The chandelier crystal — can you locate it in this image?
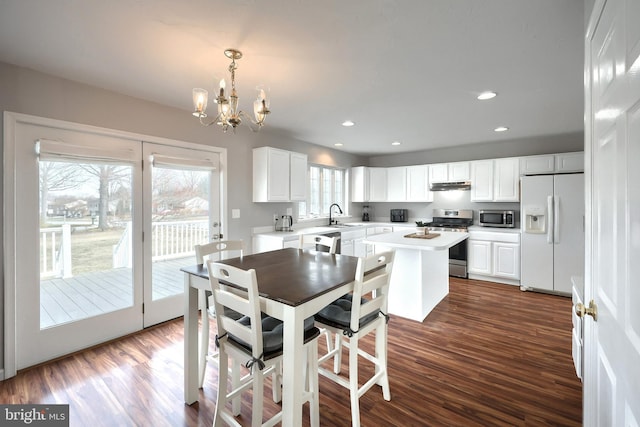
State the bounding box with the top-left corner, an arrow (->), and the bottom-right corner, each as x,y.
192,49 -> 270,132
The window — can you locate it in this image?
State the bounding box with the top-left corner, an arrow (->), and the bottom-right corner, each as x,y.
298,165 -> 346,219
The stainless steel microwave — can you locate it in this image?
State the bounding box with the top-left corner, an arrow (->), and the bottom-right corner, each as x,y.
478,210 -> 516,228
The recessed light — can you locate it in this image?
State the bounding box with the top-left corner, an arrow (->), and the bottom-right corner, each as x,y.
342,120 -> 355,127
494,126 -> 509,132
391,141 -> 401,146
477,91 -> 497,100
334,143 -> 343,147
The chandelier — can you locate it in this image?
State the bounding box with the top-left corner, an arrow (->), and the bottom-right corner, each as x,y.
192,49 -> 270,132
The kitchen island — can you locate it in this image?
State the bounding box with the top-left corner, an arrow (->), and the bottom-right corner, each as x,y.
364,230 -> 469,322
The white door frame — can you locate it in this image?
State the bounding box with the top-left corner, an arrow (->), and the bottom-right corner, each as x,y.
2,111 -> 227,378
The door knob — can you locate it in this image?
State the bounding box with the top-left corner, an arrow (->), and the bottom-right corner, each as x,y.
575,299 -> 598,321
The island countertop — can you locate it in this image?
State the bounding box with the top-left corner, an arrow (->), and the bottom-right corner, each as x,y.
363,230 -> 469,251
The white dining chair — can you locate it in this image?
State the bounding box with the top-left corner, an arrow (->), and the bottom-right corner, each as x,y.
194,240 -> 244,389
299,234 -> 338,253
207,260 -> 321,427
314,250 -> 395,427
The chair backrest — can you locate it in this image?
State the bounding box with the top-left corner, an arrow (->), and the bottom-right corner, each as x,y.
349,250 -> 395,332
207,261 -> 264,360
195,240 -> 244,265
299,234 -> 337,253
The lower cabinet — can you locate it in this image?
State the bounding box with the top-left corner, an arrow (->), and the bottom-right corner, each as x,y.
468,230 -> 520,285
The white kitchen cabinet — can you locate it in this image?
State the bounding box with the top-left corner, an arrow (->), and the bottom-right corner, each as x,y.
368,168 -> 387,201
493,242 -> 520,279
429,163 -> 449,183
468,230 -> 520,285
470,158 -> 519,202
429,162 -> 470,183
406,165 -> 432,201
519,155 -> 555,175
386,167 -> 407,201
351,166 -> 368,202
519,152 -> 583,175
350,166 -> 388,202
449,162 -> 470,181
470,160 -> 494,202
555,152 -> 583,173
289,152 -> 308,201
493,158 -> 520,201
253,147 -> 307,202
341,228 -> 366,257
468,240 -> 492,275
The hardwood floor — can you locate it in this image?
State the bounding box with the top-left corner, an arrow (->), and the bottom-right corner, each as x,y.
1,278 -> 582,426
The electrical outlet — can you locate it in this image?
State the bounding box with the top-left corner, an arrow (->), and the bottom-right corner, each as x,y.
273,214 -> 278,222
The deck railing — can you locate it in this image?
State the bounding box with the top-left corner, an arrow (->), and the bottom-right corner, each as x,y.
40,224 -> 72,278
41,220 -> 209,278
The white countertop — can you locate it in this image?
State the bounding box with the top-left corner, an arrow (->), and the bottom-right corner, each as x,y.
363,230 -> 469,251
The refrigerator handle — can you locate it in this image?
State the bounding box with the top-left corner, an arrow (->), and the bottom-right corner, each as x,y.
554,195 -> 560,243
547,195 -> 554,244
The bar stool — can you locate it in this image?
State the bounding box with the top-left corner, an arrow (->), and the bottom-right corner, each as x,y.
207,261 -> 321,427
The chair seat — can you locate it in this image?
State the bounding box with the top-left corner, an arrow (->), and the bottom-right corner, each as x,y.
230,315 -> 320,359
314,295 -> 380,331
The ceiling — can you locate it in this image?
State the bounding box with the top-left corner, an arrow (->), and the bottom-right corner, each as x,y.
0,0 -> 585,155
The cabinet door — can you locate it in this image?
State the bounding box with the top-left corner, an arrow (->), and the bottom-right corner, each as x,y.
289,152 -> 308,201
253,147 -> 290,202
449,162 -> 470,181
493,158 -> 520,202
555,152 -> 583,173
468,240 -> 492,275
429,163 -> 448,183
386,167 -> 407,201
368,168 -> 387,201
493,242 -> 520,279
351,166 -> 368,202
519,155 -> 555,175
341,239 -> 354,256
407,165 -> 432,201
470,160 -> 494,202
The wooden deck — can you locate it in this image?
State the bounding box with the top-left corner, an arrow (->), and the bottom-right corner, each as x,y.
40,257 -> 192,328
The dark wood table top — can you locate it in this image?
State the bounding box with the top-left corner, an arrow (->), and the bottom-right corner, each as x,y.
181,248 -> 359,307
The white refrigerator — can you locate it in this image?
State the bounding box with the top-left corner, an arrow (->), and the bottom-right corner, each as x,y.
520,173 -> 584,293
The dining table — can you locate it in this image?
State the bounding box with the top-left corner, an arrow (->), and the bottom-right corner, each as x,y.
181,247 -> 359,427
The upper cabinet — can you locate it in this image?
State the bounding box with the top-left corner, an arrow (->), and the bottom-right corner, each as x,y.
406,165 -> 433,202
351,166 -> 387,202
470,158 -> 520,202
429,161 -> 470,183
519,152 -> 583,175
386,167 -> 407,202
253,147 -> 307,202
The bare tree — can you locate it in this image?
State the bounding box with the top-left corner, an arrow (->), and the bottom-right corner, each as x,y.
39,162 -> 83,225
80,164 -> 131,230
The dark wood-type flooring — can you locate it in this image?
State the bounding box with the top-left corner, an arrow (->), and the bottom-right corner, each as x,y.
1,278 -> 582,426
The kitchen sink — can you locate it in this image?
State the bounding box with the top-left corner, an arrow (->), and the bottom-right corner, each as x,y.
329,223 -> 358,228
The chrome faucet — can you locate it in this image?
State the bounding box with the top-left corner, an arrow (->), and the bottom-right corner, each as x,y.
328,203 -> 343,225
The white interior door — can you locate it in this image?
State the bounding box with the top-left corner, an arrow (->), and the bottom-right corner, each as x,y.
141,143 -> 220,327
584,0 -> 640,424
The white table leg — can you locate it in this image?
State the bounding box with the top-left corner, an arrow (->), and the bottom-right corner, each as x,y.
281,306 -> 305,427
184,273 -> 199,404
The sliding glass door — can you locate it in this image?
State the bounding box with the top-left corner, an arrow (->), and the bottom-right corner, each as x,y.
9,119 -> 222,369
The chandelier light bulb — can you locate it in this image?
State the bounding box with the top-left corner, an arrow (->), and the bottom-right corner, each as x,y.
192,49 -> 269,132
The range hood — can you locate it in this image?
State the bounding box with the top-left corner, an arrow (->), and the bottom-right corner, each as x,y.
429,181 -> 471,191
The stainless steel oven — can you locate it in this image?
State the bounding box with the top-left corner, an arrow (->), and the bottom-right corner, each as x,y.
425,209 -> 473,278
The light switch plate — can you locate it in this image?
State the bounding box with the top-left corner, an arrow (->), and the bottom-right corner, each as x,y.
232,209 -> 240,219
